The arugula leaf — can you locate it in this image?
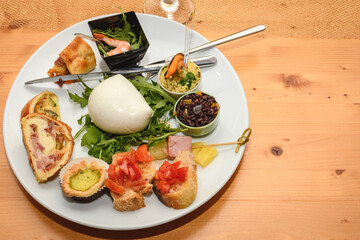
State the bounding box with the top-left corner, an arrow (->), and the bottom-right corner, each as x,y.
67,78 -> 93,108
68,91 -> 88,108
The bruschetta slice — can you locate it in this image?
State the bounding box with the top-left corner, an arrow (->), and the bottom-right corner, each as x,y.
21,113 -> 74,182
105,145 -> 156,211
21,91 -> 61,120
153,150 -> 197,209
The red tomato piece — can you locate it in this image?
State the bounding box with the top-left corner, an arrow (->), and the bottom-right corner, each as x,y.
115,165 -> 123,180
127,165 -> 136,181
157,180 -> 171,194
131,163 -> 143,179
136,144 -> 154,162
119,160 -> 129,175
164,165 -> 176,180
107,164 -> 116,180
159,160 -> 171,172
105,179 -> 124,195
155,160 -> 189,194
129,148 -> 137,163
172,161 -> 181,169
176,167 -> 188,182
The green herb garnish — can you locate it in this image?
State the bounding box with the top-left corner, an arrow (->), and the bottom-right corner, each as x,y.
179,71 -> 196,89
68,76 -> 184,163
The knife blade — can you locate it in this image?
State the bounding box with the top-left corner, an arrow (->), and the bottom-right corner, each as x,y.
24,55 -> 217,85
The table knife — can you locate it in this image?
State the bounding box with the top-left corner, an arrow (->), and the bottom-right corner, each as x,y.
24,55 -> 217,85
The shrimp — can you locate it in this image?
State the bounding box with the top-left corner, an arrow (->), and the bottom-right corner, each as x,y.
93,33 -> 130,56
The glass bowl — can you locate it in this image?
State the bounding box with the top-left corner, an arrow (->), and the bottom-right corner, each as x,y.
174,91 -> 220,137
158,60 -> 201,100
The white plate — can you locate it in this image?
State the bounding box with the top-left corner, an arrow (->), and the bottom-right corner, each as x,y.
3,13 -> 249,230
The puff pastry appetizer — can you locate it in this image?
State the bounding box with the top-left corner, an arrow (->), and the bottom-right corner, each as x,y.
48,36 -> 96,77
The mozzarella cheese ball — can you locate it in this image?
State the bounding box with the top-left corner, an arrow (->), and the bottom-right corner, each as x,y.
88,74 -> 153,134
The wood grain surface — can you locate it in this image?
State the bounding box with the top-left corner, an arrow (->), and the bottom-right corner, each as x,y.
1,4 -> 360,240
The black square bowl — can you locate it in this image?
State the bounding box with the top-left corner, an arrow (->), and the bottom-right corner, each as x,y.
88,11 -> 150,70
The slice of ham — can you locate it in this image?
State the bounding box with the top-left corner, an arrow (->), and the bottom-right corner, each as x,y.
29,123 -> 66,171
167,135 -> 192,160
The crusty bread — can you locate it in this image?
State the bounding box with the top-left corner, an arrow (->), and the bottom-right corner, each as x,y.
21,113 -> 74,182
110,161 -> 156,211
153,151 -> 197,209
21,91 -> 61,120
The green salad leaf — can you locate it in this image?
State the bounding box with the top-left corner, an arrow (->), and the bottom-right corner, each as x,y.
69,76 -> 184,163
67,78 -> 93,108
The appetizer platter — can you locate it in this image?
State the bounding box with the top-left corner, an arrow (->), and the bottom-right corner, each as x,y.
3,13 -> 249,230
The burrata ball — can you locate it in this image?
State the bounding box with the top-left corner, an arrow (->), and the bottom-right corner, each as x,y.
87,74 -> 154,134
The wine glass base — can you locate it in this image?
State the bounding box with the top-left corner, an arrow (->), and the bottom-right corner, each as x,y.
143,0 -> 194,24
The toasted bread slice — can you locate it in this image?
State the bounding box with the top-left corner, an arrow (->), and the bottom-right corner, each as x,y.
110,161 -> 156,211
21,91 -> 61,120
154,151 -> 197,209
21,113 -> 74,182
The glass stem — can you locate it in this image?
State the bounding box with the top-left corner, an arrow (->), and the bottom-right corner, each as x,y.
183,11 -> 194,72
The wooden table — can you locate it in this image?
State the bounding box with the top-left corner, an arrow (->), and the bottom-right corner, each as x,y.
1,1 -> 360,239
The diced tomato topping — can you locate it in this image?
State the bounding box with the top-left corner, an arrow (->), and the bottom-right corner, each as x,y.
108,164 -> 116,179
119,160 -> 129,175
176,167 -> 188,182
172,161 -> 181,169
129,148 -> 137,163
136,144 -> 154,162
157,181 -> 171,194
105,178 -> 124,195
159,160 -> 171,172
115,166 -> 123,180
155,160 -> 189,194
106,148 -> 150,194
